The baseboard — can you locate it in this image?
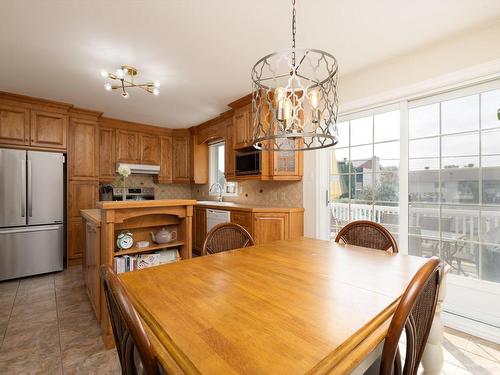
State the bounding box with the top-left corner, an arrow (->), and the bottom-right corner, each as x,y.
444,311 -> 500,344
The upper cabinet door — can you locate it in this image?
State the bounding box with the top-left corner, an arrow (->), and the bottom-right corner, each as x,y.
172,136 -> 190,183
116,129 -> 139,163
139,133 -> 160,165
225,123 -> 235,179
69,118 -> 97,180
156,136 -> 172,184
30,110 -> 68,150
99,127 -> 116,181
233,107 -> 250,149
0,104 -> 30,146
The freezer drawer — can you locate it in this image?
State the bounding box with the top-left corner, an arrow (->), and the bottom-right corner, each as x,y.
0,225 -> 64,281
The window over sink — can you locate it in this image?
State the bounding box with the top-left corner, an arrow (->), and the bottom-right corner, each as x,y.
209,141 -> 237,197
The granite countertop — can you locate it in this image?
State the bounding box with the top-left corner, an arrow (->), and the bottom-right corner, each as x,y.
195,200 -> 304,212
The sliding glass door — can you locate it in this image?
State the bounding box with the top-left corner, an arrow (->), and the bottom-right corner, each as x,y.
327,80 -> 500,334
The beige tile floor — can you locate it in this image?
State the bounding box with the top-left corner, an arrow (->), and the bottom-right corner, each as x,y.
1,266 -> 500,374
0,266 -> 120,374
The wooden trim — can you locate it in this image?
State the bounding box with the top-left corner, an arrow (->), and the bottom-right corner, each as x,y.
0,91 -> 72,112
228,93 -> 253,109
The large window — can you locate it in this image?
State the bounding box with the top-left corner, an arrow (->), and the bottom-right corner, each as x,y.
329,106 -> 400,240
409,87 -> 500,282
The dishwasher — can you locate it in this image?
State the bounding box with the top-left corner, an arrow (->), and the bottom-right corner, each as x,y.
206,209 -> 231,232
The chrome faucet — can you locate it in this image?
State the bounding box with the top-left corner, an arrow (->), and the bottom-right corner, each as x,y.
209,183 -> 224,202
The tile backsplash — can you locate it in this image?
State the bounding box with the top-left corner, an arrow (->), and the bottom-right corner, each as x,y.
102,175 -> 303,208
191,180 -> 303,208
105,175 -> 192,199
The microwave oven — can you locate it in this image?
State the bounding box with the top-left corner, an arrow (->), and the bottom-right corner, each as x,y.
235,148 -> 261,176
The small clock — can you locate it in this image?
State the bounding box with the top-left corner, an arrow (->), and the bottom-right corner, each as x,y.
116,232 -> 134,250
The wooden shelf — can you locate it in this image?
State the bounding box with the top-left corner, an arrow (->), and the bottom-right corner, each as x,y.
114,241 -> 184,257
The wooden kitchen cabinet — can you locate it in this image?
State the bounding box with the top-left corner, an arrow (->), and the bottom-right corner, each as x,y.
99,127 -> 116,181
172,135 -> 191,183
0,104 -> 30,146
271,149 -> 303,178
116,129 -> 139,163
230,210 -> 252,235
155,136 -> 172,184
225,122 -> 235,180
30,110 -> 68,150
67,180 -> 98,264
253,212 -> 289,245
68,217 -> 84,261
233,104 -> 253,150
139,133 -> 160,165
193,207 -> 207,252
69,118 -> 98,180
68,181 -> 98,218
84,220 -> 101,319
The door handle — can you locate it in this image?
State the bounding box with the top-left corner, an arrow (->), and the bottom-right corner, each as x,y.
21,160 -> 26,217
27,159 -> 32,217
0,225 -> 62,235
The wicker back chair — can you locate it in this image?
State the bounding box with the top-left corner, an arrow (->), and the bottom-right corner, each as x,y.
335,220 -> 398,253
380,257 -> 442,375
100,265 -> 160,375
202,222 -> 255,255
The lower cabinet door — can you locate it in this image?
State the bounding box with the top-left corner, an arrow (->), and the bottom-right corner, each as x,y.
68,217 -> 84,261
253,213 -> 289,245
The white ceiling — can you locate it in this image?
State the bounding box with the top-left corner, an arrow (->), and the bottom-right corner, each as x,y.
1,0 -> 500,128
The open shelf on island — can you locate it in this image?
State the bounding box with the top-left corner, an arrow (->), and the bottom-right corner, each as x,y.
114,240 -> 184,257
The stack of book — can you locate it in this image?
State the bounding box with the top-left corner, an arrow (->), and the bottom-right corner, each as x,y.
113,249 -> 181,273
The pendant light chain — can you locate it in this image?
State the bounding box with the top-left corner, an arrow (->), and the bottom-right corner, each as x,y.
291,0 -> 296,67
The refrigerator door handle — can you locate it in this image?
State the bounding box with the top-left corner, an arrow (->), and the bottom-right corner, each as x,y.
21,160 -> 26,217
27,159 -> 32,217
0,225 -> 62,235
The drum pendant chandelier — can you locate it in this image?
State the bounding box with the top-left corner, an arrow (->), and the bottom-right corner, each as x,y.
252,0 -> 339,151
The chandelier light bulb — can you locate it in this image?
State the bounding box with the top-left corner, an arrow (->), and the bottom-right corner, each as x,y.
116,69 -> 125,79
100,70 -> 109,78
152,88 -> 160,96
308,89 -> 320,109
104,83 -> 112,91
153,81 -> 161,88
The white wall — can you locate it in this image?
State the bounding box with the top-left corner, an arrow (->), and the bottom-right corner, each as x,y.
338,20 -> 500,113
304,19 -> 500,240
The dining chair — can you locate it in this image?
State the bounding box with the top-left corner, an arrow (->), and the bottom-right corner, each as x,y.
202,222 -> 255,255
100,265 -> 161,375
335,220 -> 399,253
378,256 -> 443,375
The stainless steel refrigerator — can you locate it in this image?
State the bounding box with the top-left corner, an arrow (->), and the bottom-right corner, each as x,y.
0,148 -> 64,281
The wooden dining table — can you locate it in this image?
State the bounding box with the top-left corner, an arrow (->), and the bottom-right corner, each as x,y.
119,237 -> 446,374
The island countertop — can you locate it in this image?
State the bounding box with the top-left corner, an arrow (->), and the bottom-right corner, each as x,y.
96,199 -> 197,210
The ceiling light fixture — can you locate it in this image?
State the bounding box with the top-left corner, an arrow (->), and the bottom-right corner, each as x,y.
252,0 -> 339,151
100,65 -> 160,98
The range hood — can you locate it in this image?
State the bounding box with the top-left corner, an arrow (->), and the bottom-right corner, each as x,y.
116,163 -> 160,175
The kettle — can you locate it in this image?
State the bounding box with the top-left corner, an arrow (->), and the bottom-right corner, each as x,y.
150,227 -> 177,244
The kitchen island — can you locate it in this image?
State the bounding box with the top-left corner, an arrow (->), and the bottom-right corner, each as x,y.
81,199 -> 196,347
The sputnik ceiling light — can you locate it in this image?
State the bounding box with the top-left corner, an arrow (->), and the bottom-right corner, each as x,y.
252,0 -> 339,151
100,65 -> 160,98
